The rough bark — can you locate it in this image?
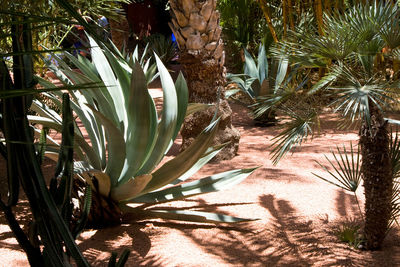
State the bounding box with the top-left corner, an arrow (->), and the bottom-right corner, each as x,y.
179,52 -> 225,103
181,99 -> 240,161
360,103 -> 393,250
169,0 -> 240,161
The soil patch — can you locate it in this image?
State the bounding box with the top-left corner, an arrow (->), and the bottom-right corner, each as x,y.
1,96 -> 399,266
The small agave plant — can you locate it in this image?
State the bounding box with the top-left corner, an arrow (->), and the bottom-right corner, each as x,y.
226,44 -> 288,126
32,36 -> 256,227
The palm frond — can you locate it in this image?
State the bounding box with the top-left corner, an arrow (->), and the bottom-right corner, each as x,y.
390,129 -> 400,179
313,142 -> 361,193
390,178 -> 400,227
329,67 -> 394,125
308,64 -> 343,95
270,108 -> 316,164
253,81 -> 298,118
389,129 -> 400,225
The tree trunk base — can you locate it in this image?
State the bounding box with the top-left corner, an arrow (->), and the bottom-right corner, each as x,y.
180,100 -> 240,162
360,105 -> 392,250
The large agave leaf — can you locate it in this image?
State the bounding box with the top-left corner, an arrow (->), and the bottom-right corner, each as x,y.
88,105 -> 126,186
141,210 -> 254,224
143,59 -> 158,84
136,54 -> 179,175
140,120 -> 220,194
244,48 -> 258,78
32,127 -> 60,149
121,144 -> 224,203
130,168 -> 257,204
171,72 -> 189,141
225,89 -> 241,99
81,170 -> 111,198
61,69 -> 118,129
67,92 -> 105,169
73,161 -> 95,174
257,44 -> 268,83
89,36 -> 127,128
101,47 -> 132,102
28,115 -> 101,169
38,56 -> 113,166
31,99 -> 62,124
111,174 -> 152,202
167,144 -> 225,186
40,53 -> 74,86
63,52 -> 101,83
117,62 -> 157,185
226,74 -> 256,99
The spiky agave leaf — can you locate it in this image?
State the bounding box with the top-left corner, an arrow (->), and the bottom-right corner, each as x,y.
129,168 -> 258,204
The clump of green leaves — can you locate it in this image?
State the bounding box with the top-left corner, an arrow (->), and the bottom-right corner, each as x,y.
226,44 -> 289,126
144,33 -> 178,66
334,219 -> 364,249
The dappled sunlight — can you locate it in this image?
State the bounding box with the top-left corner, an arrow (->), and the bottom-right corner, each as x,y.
2,103 -> 399,266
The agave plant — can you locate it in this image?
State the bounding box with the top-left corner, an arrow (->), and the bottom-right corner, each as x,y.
144,33 -> 178,66
33,36 -> 256,226
227,44 -> 288,126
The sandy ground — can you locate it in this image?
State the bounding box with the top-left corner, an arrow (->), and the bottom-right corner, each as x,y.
1,91 -> 400,266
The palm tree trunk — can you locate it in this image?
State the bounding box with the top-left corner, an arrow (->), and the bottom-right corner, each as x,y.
258,0 -> 279,43
169,0 -> 240,161
314,0 -> 324,36
360,102 -> 393,250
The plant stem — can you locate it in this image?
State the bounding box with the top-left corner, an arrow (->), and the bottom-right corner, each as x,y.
258,0 -> 279,43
